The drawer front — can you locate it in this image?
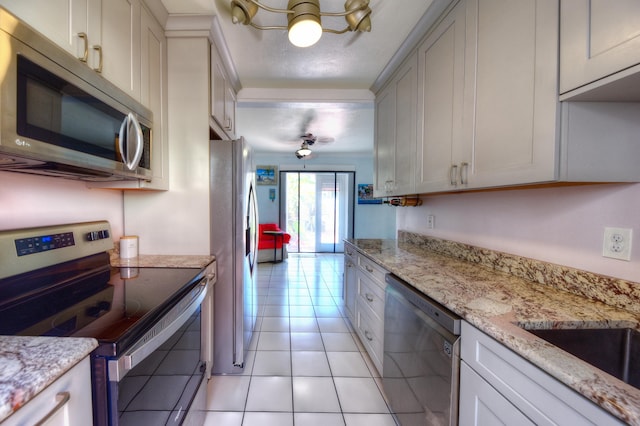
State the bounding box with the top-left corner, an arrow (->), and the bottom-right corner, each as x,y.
356,302 -> 383,374
358,254 -> 386,287
357,272 -> 385,324
461,322 -> 624,426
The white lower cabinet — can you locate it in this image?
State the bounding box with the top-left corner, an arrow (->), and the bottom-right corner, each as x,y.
460,361 -> 535,426
3,357 -> 93,426
343,245 -> 387,375
460,321 -> 625,426
343,244 -> 357,324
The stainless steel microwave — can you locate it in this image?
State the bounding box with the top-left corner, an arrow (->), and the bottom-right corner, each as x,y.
0,8 -> 153,181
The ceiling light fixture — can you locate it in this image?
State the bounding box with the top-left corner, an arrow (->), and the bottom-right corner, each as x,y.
230,0 -> 372,48
295,141 -> 313,158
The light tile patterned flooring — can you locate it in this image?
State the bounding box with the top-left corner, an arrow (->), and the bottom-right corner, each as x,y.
203,254 -> 398,426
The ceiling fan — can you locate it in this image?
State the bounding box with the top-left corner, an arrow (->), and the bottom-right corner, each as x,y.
289,110 -> 335,159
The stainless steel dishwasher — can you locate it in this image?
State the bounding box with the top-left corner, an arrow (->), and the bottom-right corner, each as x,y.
383,274 -> 461,426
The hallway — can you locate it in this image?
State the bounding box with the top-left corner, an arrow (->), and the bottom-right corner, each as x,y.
203,254 -> 397,426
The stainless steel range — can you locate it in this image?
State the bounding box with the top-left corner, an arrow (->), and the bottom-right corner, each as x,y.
0,221 -> 215,426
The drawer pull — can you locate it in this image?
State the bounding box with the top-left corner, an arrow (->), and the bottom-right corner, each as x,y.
365,265 -> 374,273
78,32 -> 88,62
365,293 -> 374,302
364,330 -> 373,341
34,392 -> 70,426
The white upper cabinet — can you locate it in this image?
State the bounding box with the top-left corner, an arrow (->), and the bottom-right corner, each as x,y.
560,0 -> 640,100
0,0 -> 101,63
466,0 -> 559,188
415,0 -> 471,193
211,43 -> 236,139
100,0 -> 141,100
374,53 -> 417,197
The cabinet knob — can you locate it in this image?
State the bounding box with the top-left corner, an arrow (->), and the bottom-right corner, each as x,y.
365,293 -> 374,302
365,265 -> 374,273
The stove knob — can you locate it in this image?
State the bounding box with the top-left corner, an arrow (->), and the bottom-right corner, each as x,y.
86,231 -> 99,241
99,230 -> 110,239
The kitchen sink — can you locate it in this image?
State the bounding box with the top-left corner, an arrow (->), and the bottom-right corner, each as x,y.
528,328 -> 640,390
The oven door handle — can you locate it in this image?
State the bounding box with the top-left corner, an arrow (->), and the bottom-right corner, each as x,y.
108,280 -> 208,382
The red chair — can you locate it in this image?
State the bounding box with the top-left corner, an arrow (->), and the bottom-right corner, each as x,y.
258,224 -> 291,262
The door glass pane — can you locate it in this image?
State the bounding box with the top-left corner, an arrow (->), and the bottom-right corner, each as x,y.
281,171 -> 354,253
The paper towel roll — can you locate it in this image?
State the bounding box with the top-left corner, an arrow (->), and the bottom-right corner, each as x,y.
119,236 -> 138,259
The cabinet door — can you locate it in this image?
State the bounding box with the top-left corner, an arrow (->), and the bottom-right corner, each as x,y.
225,82 -> 237,137
373,54 -> 417,197
560,0 -> 640,95
100,0 -> 141,100
211,45 -> 227,131
373,85 -> 396,197
0,0 -> 99,62
468,0 -> 559,188
139,4 -> 168,189
416,0 -> 469,192
344,255 -> 357,323
459,362 -> 535,426
393,54 -> 417,195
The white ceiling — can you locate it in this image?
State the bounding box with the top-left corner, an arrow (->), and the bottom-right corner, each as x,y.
160,0 -> 446,155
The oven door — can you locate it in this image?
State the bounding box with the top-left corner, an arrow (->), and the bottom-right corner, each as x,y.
92,279 -> 209,426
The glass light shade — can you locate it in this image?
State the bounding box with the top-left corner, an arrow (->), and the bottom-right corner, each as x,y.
296,147 -> 312,156
288,18 -> 322,47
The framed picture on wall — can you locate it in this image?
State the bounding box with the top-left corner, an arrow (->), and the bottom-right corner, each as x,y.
256,165 -> 278,185
358,184 -> 382,204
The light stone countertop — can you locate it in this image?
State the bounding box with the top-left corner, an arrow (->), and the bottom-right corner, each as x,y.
0,336 -> 98,423
347,233 -> 640,425
0,254 -> 214,423
110,253 -> 215,269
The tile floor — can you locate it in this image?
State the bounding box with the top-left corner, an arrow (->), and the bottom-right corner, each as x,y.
203,254 -> 398,426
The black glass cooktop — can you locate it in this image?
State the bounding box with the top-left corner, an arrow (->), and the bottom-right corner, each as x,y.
0,253 -> 203,356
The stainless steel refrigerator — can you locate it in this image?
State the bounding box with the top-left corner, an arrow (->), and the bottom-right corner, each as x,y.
210,138 -> 258,374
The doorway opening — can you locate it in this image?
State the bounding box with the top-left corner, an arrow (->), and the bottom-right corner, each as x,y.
280,171 -> 355,253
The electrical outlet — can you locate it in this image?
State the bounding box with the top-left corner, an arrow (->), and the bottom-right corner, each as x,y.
427,215 -> 435,229
602,227 -> 632,261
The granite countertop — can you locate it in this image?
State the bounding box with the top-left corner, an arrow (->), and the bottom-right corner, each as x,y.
110,253 -> 215,269
0,336 -> 98,423
346,233 -> 640,425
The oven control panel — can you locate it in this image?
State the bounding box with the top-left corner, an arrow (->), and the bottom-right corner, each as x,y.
14,231 -> 75,256
0,221 -> 113,279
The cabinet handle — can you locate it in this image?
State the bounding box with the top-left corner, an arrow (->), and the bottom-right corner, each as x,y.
346,250 -> 353,256
460,162 -> 469,185
78,32 -> 88,62
225,117 -> 232,131
93,45 -> 103,73
34,392 -> 70,426
450,164 -> 458,186
365,293 -> 374,302
364,330 -> 373,341
365,265 -> 374,273
346,261 -> 353,268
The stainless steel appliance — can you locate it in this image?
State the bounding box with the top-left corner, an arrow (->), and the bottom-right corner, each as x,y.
0,221 -> 214,425
210,138 -> 259,373
0,7 -> 153,181
383,274 -> 461,426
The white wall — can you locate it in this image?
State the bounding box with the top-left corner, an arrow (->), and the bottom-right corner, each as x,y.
0,171 -> 124,236
252,152 -> 396,239
397,183 -> 640,282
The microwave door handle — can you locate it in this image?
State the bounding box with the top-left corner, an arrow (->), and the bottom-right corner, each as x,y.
118,113 -> 144,171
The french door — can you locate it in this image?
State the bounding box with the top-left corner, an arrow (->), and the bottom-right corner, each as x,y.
280,171 -> 355,253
